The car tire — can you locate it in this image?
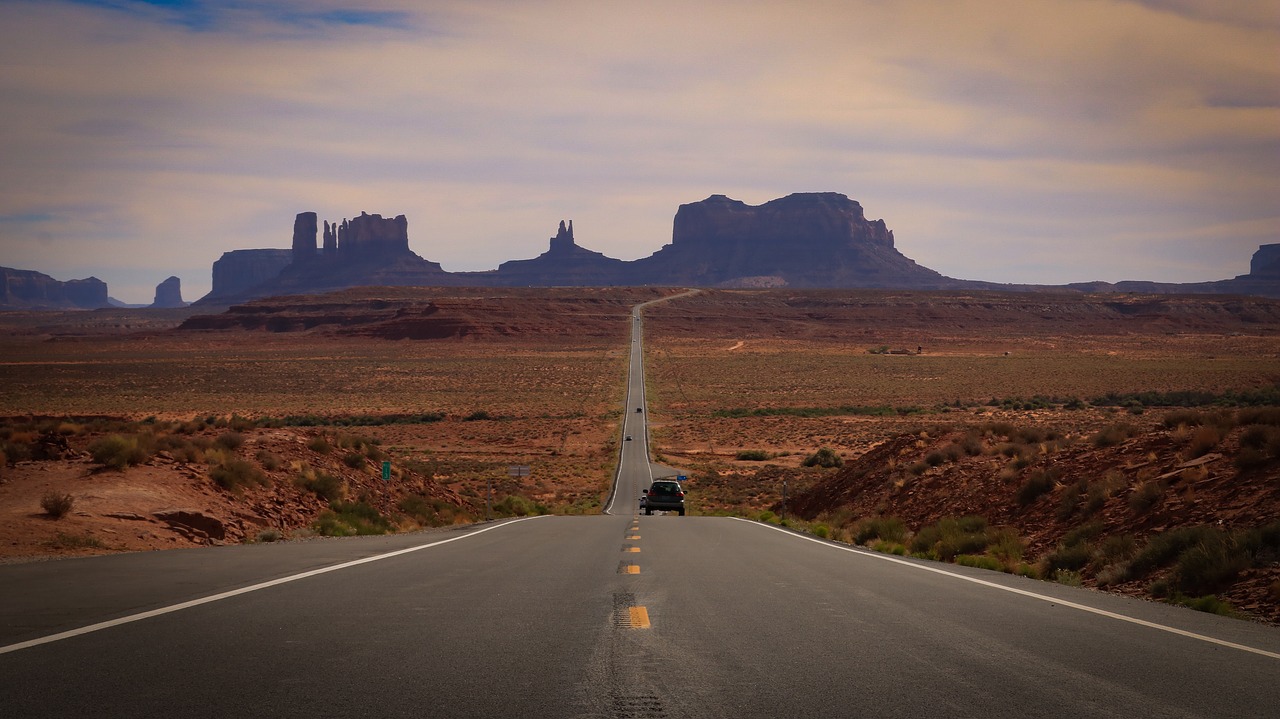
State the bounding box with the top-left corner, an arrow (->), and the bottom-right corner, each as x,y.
678,509 -> 685,516
644,509 -> 652,515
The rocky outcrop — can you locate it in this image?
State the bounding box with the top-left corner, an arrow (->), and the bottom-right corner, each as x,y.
625,193 -> 951,288
292,211 -> 318,262
332,212 -> 411,258
493,220 -> 628,286
197,212 -> 445,304
152,509 -> 226,542
1064,244 -> 1280,299
1248,244 -> 1280,278
0,267 -> 109,309
203,249 -> 293,304
150,276 -> 187,308
196,196 -> 1280,304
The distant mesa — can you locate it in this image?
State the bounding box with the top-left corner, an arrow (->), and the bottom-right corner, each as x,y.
150,276 -> 188,309
1249,243 -> 1280,277
205,249 -> 293,304
0,266 -> 109,309
628,192 -> 948,288
195,194 -> 1280,305
199,211 -> 444,304
493,219 -> 628,286
6,193 -> 1279,311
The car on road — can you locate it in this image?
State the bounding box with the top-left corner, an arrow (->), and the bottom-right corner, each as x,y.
641,480 -> 685,516
625,435 -> 632,441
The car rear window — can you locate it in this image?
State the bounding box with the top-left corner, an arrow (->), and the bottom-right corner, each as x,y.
651,482 -> 681,495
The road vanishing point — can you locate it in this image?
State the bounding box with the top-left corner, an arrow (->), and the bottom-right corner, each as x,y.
2,295 -> 1278,718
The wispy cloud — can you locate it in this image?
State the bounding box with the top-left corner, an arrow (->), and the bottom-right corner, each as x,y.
0,0 -> 1276,302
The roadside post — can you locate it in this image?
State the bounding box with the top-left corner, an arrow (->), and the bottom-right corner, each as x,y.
781,480 -> 787,522
501,465 -> 530,521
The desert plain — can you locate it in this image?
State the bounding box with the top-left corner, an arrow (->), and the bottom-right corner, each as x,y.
2,287 -> 1279,621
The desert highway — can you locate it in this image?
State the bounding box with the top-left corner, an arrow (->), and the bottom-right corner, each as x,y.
2,303 -> 1279,718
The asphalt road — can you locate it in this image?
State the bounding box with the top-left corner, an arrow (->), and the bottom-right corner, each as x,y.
3,299 -> 1279,718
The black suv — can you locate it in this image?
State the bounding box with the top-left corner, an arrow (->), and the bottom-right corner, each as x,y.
642,480 -> 685,516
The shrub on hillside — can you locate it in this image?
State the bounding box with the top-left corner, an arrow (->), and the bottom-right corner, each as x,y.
1174,534 -> 1251,595
955,554 -> 1002,571
910,516 -> 990,561
314,500 -> 393,536
1091,423 -> 1139,448
296,467 -> 344,502
210,458 -> 268,492
89,434 -> 152,470
1016,468 -> 1059,507
736,450 -> 771,461
215,431 -> 245,450
1,439 -> 31,465
1128,480 -> 1165,514
1128,525 -> 1219,579
802,447 -> 843,468
1233,424 -> 1274,447
492,495 -> 549,517
255,450 -> 284,471
852,516 -> 907,545
398,494 -> 462,527
1187,426 -> 1224,459
41,491 -> 74,519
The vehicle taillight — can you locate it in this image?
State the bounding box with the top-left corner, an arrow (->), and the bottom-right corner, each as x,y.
677,491 -> 684,498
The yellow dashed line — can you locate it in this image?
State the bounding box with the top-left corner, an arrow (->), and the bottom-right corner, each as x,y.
628,606 -> 650,628
626,535 -> 640,540
624,547 -> 641,553
622,565 -> 640,574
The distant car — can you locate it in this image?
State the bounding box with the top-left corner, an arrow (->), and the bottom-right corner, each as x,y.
636,407 -> 642,413
642,480 -> 685,516
625,435 -> 632,441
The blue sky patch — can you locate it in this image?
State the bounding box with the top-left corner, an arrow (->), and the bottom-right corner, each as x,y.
63,1 -> 411,32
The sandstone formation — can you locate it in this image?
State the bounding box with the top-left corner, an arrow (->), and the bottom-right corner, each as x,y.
626,192 -> 952,288
0,267 -> 109,309
1249,244 -> 1280,278
196,212 -> 444,305
291,212 -> 318,261
194,196 -> 1280,305
1065,244 -> 1280,298
493,220 -> 628,286
150,276 -> 187,308
203,249 -> 293,304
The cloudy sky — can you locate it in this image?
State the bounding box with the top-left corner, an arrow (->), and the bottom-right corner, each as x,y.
1,0 -> 1276,303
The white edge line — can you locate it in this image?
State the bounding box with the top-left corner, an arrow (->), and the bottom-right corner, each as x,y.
0,515 -> 550,655
730,517 -> 1280,661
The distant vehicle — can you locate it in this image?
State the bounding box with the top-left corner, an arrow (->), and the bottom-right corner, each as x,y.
636,407 -> 642,413
625,435 -> 632,441
642,480 -> 685,516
